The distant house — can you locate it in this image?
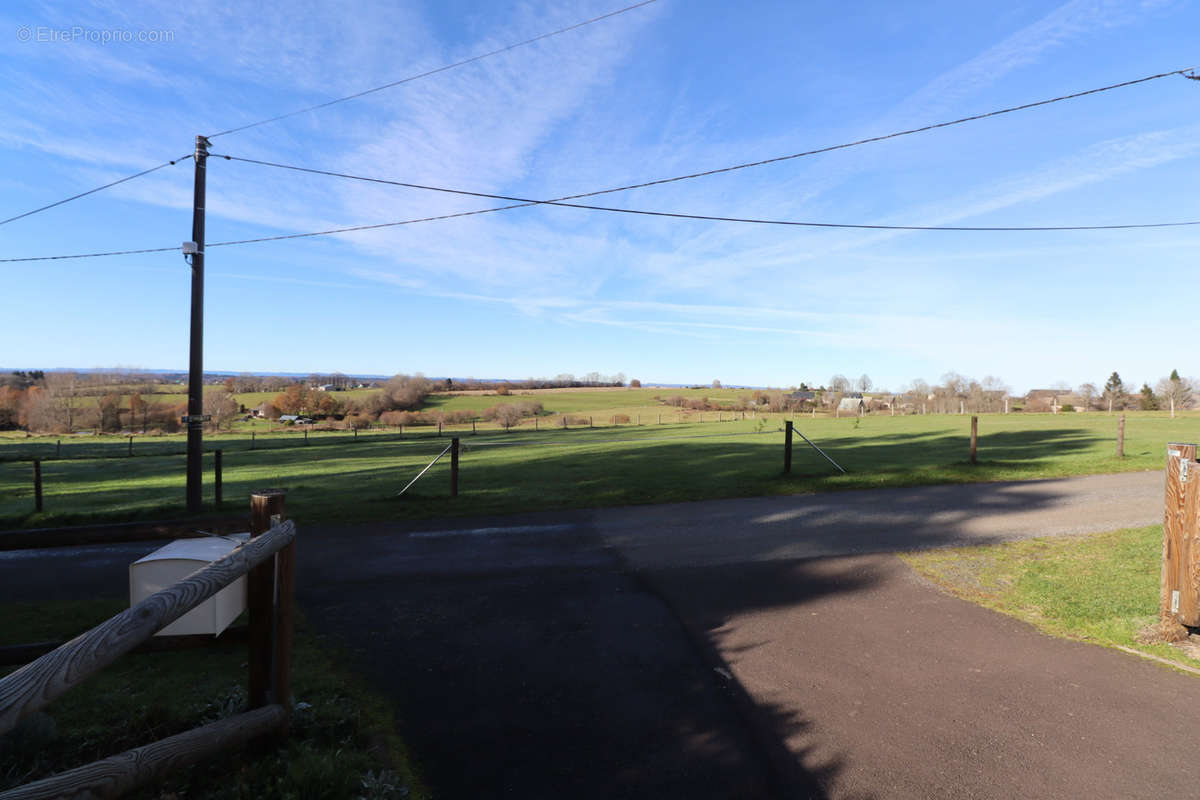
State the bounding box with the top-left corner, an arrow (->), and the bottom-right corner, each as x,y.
788,390 -> 816,404
837,395 -> 866,414
1025,390 -> 1086,412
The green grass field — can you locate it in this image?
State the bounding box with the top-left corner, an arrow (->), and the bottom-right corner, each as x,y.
1,405 -> 1195,530
902,525 -> 1199,672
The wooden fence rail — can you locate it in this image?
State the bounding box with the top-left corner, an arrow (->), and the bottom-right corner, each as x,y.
0,519 -> 295,735
0,705 -> 285,800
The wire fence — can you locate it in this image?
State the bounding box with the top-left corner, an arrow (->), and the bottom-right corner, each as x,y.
0,413 -> 776,463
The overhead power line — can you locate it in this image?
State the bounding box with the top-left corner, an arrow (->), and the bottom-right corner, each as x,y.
211,152 -> 1200,232
0,154 -> 192,228
5,64 -> 1199,263
205,0 -> 658,139
0,2 -> 656,229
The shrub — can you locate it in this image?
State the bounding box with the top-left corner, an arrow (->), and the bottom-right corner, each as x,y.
1060,404 -> 1076,413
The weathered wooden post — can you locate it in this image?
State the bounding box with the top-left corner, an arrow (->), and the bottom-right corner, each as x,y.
248,490 -> 286,709
784,420 -> 794,474
353,427 -> 357,441
33,459 -> 43,512
128,435 -> 134,457
589,416 -> 593,428
535,417 -> 539,431
251,431 -> 256,451
969,416 -> 978,465
272,524 -> 295,729
214,449 -> 223,507
438,420 -> 443,437
562,416 -> 567,429
1163,444 -> 1197,627
1118,415 -> 1126,458
56,440 -> 61,458
473,419 -> 477,434
303,428 -> 308,446
450,437 -> 460,498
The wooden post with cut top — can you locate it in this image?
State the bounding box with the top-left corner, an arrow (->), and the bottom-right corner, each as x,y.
1117,415 -> 1126,458
450,437 -> 460,497
33,460 -> 43,512
248,490 -> 286,709
1163,443 -> 1197,625
969,416 -> 978,465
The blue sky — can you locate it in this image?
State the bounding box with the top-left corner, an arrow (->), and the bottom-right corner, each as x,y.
1,0 -> 1198,393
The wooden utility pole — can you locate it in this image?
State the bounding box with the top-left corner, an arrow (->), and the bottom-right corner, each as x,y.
185,135 -> 210,514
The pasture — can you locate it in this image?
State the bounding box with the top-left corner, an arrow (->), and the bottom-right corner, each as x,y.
2,406 -> 1196,531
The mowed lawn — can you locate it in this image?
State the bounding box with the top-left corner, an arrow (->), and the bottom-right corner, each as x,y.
1,410 -> 1195,529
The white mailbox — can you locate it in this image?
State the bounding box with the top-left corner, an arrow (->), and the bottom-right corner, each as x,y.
130,534 -> 250,636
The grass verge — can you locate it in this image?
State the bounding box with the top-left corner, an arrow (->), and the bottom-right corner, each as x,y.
1,598 -> 426,799
900,525 -> 1200,673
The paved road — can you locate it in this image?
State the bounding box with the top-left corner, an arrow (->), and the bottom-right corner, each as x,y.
362,469 -> 1165,567
0,470 -> 1178,798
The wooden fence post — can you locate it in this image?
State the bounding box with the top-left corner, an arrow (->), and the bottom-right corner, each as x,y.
1118,415 -> 1126,458
248,490 -> 286,709
450,438 -> 460,498
304,428 -> 308,446
354,427 -> 357,441
969,416 -> 978,465
214,450 -> 223,507
590,417 -> 593,428
273,538 -> 295,727
473,419 -> 477,434
128,435 -> 134,457
438,420 -> 443,437
784,420 -> 793,474
56,440 -> 61,458
33,459 -> 43,512
251,432 -> 255,451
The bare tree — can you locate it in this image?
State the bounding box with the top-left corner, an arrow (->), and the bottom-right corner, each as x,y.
829,374 -> 850,393
1156,369 -> 1193,418
1077,383 -> 1099,410
855,374 -> 873,393
204,387 -> 240,431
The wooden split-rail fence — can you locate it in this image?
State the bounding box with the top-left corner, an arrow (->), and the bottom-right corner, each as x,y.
0,491 -> 296,799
